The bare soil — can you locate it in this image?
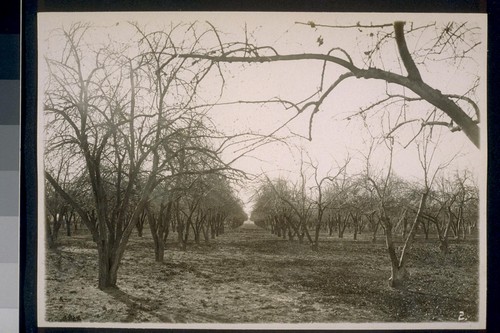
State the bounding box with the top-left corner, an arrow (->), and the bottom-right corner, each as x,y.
44,223 -> 479,324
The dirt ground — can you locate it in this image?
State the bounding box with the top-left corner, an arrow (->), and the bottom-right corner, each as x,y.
44,222 -> 480,324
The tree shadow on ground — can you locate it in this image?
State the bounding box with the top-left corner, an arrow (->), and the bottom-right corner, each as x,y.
103,287 -> 168,322
103,287 -> 228,323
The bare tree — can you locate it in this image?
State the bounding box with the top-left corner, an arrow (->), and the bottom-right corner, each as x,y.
252,177 -> 309,242
262,158 -> 315,245
363,138 -> 422,288
251,180 -> 291,237
43,23 -> 228,289
308,156 -> 350,250
426,169 -> 478,253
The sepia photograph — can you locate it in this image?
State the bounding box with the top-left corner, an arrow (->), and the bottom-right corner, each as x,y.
37,11 -> 487,329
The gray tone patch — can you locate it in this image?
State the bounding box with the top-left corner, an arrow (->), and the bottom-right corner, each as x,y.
0,217 -> 18,263
0,126 -> 19,170
0,171 -> 19,216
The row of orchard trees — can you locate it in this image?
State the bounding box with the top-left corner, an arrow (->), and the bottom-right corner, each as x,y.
252,165 -> 478,246
46,171 -> 246,260
43,23 -> 246,290
251,144 -> 478,287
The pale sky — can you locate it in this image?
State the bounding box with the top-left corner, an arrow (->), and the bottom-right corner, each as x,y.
38,12 -> 487,214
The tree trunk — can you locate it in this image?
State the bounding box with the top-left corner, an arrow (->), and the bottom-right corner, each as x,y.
137,221 -> 144,237
421,221 -> 429,240
65,212 -> 73,237
338,216 -> 347,238
46,216 -> 55,249
97,241 -> 119,289
402,216 -> 408,240
48,212 -> 63,249
313,222 -> 321,251
458,207 -> 464,240
146,204 -> 167,263
451,219 -> 458,239
439,239 -> 449,254
163,218 -> 170,244
439,206 -> 455,254
182,219 -> 191,251
177,220 -> 184,247
382,192 -> 427,288
389,263 -> 409,288
203,224 -> 210,242
312,220 -> 321,250
65,219 -> 71,237
397,192 -> 428,277
313,210 -> 324,251
210,219 -> 216,239
156,240 -> 165,262
302,222 -> 313,245
384,221 -> 408,288
372,221 -> 379,243
194,229 -> 200,244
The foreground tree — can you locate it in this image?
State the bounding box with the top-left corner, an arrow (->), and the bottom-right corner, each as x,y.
363,138 -> 422,288
43,23 -> 232,289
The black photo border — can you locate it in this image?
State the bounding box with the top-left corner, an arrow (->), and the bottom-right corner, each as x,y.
21,1 -> 496,332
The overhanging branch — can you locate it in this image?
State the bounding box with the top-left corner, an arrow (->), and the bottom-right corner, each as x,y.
394,21 -> 423,82
179,34 -> 480,148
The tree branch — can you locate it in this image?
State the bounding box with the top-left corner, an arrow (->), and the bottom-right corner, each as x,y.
296,21 -> 393,29
45,171 -> 97,237
179,51 -> 480,147
394,21 -> 423,82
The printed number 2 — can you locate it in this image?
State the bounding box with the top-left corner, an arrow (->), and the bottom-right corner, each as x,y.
458,311 -> 467,321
